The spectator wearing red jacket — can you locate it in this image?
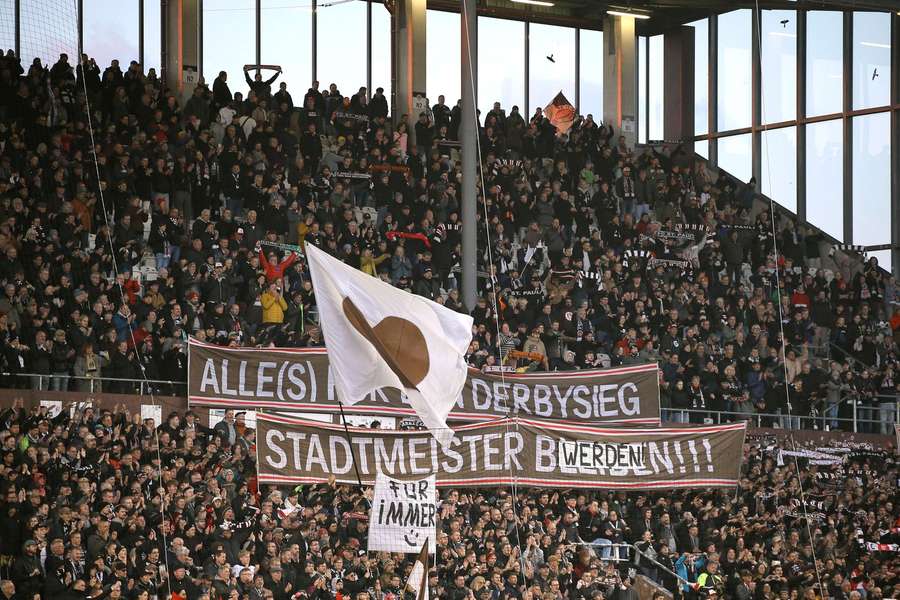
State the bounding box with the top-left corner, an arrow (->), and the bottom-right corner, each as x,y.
258,246 -> 299,283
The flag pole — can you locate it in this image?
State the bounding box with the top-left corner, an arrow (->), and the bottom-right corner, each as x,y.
337,402 -> 368,502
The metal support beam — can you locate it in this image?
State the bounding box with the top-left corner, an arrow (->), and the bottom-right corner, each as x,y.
663,26 -> 694,143
198,0 -> 203,78
842,11 -> 853,244
708,13 -> 717,166
161,0 -> 168,83
751,6 -> 762,185
575,28 -> 580,112
77,0 -> 83,60
461,0 -> 477,311
524,21 -> 529,116
644,35 -> 649,142
139,0 -> 145,68
312,0 -> 318,84
892,12 -> 900,276
255,0 -> 261,68
14,0 -> 20,57
796,9 -> 807,222
366,0 -> 372,100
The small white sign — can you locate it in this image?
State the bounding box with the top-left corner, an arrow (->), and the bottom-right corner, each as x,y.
342,414 -> 396,429
182,67 -> 198,85
369,473 -> 436,554
141,404 -> 162,426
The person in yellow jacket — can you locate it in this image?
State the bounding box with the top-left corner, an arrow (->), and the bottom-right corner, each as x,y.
260,282 -> 288,324
360,247 -> 390,277
695,561 -> 725,598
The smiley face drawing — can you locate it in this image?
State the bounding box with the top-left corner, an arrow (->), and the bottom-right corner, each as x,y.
403,529 -> 422,547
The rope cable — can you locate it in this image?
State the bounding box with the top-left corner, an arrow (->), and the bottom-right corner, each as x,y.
459,0 -> 527,573
752,3 -> 825,593
72,8 -> 174,590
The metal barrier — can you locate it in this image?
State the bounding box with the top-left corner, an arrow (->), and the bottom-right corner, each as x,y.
573,542 -> 633,563
3,371 -> 898,434
660,398 -> 899,435
0,372 -> 185,396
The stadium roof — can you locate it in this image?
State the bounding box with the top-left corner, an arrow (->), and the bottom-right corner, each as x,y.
430,0 -> 900,32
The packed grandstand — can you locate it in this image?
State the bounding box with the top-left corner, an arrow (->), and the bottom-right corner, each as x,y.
0,50 -> 897,600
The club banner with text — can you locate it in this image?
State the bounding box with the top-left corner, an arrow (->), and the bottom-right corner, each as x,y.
188,339 -> 660,425
256,414 -> 746,489
369,473 -> 437,554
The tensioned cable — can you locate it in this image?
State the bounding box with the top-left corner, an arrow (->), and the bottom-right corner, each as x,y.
459,0 -> 526,571
72,7 -> 173,590
752,3 -> 825,592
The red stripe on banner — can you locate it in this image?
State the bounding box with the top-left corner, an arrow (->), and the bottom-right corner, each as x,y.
512,418 -> 746,435
256,474 -> 737,489
188,338 -> 329,355
190,396 -> 660,425
188,338 -> 657,374
494,363 -> 658,379
255,411 -> 744,436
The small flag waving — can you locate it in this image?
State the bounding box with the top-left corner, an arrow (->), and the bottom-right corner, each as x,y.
544,91 -> 576,136
305,244 -> 473,449
405,540 -> 429,600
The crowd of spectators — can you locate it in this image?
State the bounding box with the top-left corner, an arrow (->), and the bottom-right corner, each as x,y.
0,51 -> 897,432
0,403 -> 897,600
0,46 -> 898,600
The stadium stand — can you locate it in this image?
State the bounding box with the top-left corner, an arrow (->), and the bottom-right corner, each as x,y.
0,50 -> 897,600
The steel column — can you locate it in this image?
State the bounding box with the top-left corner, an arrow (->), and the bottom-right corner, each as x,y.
796,9 -> 807,222
366,0 -> 372,100
843,11 -> 853,244
751,7 -> 762,185
461,0 -> 477,310
708,13 -> 717,166
892,12 -> 900,276
139,0 -> 145,67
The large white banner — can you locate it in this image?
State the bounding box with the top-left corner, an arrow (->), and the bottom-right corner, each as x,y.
369,473 -> 436,554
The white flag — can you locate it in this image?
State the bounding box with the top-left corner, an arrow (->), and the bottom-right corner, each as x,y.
405,540 -> 429,600
305,244 -> 473,448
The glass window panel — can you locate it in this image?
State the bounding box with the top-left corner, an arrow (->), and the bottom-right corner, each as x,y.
717,10 -> 751,131
478,17 -> 524,117
690,19 -> 708,136
144,0 -> 162,74
579,29 -> 602,120
261,1 -> 312,97
852,112 -> 891,272
648,35 -> 663,140
760,10 -> 795,124
427,10 -> 460,106
529,23 -> 575,117
806,119 -> 843,241
0,0 -> 14,52
203,0 -> 255,93
760,127 -> 796,213
806,11 -> 842,117
20,0 -> 77,68
317,0 -> 367,99
717,134 -> 752,183
372,4 -> 391,102
638,37 -> 646,144
84,0 -> 139,69
695,139 -> 708,159
852,12 -> 891,110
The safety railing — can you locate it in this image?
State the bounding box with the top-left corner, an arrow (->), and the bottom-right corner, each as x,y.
660,398 -> 900,435
573,542 -> 633,563
2,372 -> 897,434
0,372 -> 186,396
